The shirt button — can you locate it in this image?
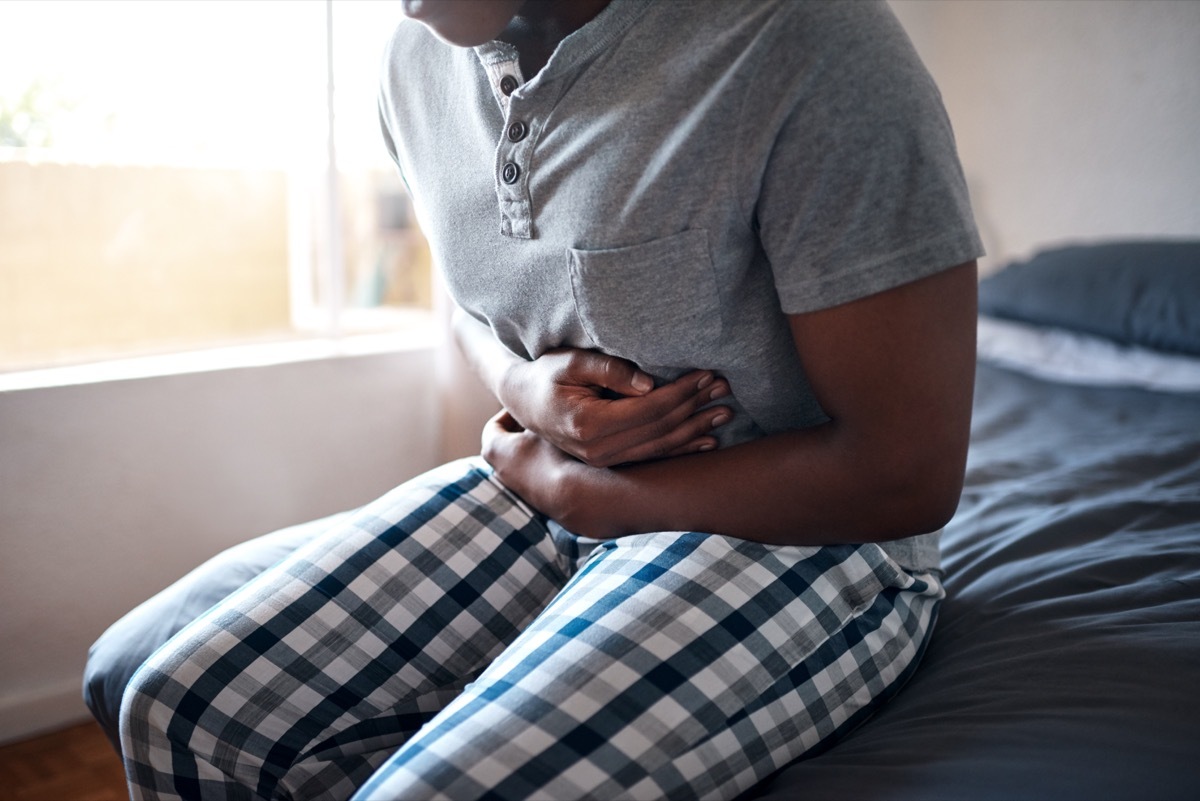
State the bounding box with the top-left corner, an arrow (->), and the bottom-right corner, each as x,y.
499,75 -> 519,96
507,121 -> 527,142
502,162 -> 521,184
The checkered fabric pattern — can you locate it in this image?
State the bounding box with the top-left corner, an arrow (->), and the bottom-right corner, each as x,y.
121,458 -> 943,801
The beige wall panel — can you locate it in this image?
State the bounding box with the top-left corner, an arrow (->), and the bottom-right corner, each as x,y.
0,161 -> 290,366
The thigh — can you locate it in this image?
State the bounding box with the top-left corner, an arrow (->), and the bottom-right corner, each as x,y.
352,532 -> 943,800
122,459 -> 568,801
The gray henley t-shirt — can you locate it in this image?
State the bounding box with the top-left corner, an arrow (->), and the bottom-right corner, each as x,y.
378,0 -> 985,571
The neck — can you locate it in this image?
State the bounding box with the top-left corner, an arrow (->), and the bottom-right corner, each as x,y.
499,0 -> 613,77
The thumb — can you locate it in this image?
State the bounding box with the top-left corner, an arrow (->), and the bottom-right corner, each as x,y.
573,350 -> 654,396
494,409 -> 525,432
481,409 -> 523,460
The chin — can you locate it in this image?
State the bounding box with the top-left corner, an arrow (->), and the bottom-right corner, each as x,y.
401,0 -> 518,48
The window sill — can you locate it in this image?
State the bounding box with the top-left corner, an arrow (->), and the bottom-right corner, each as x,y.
0,314 -> 437,393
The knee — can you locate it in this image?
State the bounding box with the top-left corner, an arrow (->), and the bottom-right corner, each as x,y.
83,628 -> 148,754
83,524 -> 327,753
116,639 -> 195,761
84,589 -> 209,755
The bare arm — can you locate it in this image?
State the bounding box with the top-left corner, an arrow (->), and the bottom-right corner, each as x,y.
483,261 -> 978,545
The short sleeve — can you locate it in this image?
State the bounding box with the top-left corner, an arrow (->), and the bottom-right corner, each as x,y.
750,2 -> 984,314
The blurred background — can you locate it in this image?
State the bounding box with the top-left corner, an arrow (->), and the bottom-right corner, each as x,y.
0,0 -> 431,371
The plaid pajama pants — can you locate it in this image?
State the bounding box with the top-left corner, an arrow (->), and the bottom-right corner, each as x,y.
120,458 -> 943,801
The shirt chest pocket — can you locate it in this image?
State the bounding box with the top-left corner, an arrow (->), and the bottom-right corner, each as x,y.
567,229 -> 724,370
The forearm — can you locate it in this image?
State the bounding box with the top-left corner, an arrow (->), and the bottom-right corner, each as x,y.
551,424 -> 965,545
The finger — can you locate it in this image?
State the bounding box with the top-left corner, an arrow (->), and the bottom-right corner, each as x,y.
561,349 -> 655,396
496,409 -> 525,433
575,375 -> 728,461
481,409 -> 523,458
562,369 -> 721,449
587,405 -> 732,467
595,371 -> 728,435
484,408 -> 524,433
660,436 -> 720,460
481,412 -> 504,462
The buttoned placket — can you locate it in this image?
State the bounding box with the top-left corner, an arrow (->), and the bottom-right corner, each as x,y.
479,52 -> 540,240
466,1 -> 647,242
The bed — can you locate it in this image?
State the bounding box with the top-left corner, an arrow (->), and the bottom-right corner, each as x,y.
86,241 -> 1200,799
753,240 -> 1200,800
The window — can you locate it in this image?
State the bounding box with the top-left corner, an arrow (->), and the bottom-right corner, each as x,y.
0,0 -> 430,372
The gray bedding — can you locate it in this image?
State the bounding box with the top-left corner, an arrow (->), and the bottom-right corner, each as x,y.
754,362 -> 1200,800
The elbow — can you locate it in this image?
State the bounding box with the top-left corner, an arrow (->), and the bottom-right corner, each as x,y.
866,443 -> 968,541
899,475 -> 964,537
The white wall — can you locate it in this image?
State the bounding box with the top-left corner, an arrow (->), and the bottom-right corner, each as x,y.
0,344 -> 443,743
890,0 -> 1200,272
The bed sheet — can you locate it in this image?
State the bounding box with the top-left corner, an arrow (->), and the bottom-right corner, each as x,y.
752,362 -> 1200,800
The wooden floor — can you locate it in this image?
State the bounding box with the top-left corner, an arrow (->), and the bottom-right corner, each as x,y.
0,721 -> 128,801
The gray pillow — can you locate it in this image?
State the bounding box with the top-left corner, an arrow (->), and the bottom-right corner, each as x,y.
978,241 -> 1200,356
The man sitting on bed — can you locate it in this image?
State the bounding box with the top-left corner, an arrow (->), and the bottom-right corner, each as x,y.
86,1 -> 983,798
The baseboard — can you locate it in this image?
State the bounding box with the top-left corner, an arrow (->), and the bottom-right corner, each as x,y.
0,676 -> 91,745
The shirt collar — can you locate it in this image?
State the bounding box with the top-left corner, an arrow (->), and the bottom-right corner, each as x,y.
471,0 -> 649,84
